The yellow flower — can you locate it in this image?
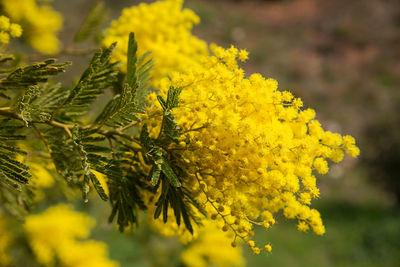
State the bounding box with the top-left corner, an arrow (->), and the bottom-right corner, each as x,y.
103,0 -> 359,253
142,44 -> 359,248
103,0 -> 208,87
0,31 -> 10,44
346,145 -> 360,157
264,244 -> 272,252
238,49 -> 249,62
313,158 -> 329,174
0,16 -> 22,45
0,16 -> 10,30
24,204 -> 118,267
9,23 -> 22,37
1,0 -> 62,54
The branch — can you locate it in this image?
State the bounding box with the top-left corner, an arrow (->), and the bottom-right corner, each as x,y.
0,107 -> 12,111
0,107 -> 142,147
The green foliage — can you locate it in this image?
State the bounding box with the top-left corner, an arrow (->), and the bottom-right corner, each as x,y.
0,119 -> 29,186
44,127 -> 84,184
0,32 -> 199,234
166,86 -> 183,110
141,85 -> 198,233
0,59 -> 70,100
156,86 -> 183,143
95,33 -> 152,128
19,83 -> 67,124
72,127 -> 110,201
0,118 -> 33,216
56,44 -> 119,120
153,176 -> 195,234
106,151 -> 148,232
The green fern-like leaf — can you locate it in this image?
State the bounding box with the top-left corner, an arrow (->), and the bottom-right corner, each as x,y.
0,118 -> 30,187
57,44 -> 119,119
153,177 -> 194,234
72,127 -> 109,201
105,151 -> 148,232
44,127 -> 83,184
95,33 -> 152,128
19,83 -> 68,125
0,118 -> 33,215
0,59 -> 70,99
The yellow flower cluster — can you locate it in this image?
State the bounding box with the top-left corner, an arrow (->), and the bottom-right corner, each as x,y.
0,213 -> 12,266
1,0 -> 62,54
105,0 -> 359,254
102,0 -> 208,87
143,44 -> 359,253
24,204 -> 118,267
181,220 -> 244,267
0,15 -> 22,44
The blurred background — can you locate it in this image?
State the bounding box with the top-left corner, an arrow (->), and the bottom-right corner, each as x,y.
20,0 -> 400,266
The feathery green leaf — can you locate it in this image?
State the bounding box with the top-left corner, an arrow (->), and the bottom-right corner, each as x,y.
95,33 -> 152,128
58,44 -> 118,119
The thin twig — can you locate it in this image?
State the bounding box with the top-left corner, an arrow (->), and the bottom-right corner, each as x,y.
31,123 -> 52,154
118,121 -> 139,132
0,108 -> 142,148
194,171 -> 248,242
0,107 -> 11,111
107,136 -> 115,160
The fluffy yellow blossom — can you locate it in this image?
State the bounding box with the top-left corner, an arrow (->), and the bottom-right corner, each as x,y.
9,23 -> 22,37
247,240 -> 255,247
238,49 -> 249,62
142,44 -> 359,251
0,15 -> 10,30
297,221 -> 310,232
0,15 -> 22,44
102,0 -> 359,254
102,0 -> 208,87
313,158 -> 329,174
24,204 -> 118,267
0,31 -> 9,44
1,0 -> 62,54
181,220 -> 244,267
